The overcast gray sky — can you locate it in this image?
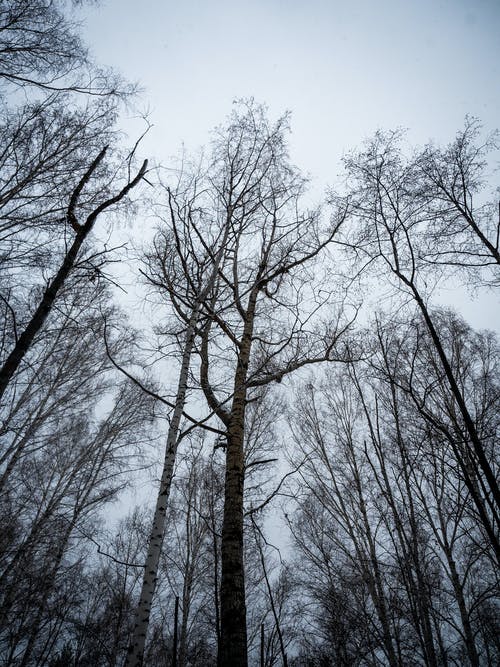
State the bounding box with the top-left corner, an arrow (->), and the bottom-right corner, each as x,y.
82,0 -> 500,326
82,1 -> 499,170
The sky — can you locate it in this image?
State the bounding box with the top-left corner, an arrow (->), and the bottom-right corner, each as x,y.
78,0 -> 500,320
81,0 -> 500,178
75,0 -> 500,534
80,0 -> 500,330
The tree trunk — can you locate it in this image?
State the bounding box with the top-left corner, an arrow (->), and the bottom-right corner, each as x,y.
209,466 -> 222,656
125,313 -> 197,667
173,596 -> 179,667
218,411 -> 248,667
218,303 -> 255,667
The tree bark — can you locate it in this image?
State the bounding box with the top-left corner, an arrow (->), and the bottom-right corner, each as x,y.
218,394 -> 248,667
125,311 -> 197,667
217,293 -> 257,667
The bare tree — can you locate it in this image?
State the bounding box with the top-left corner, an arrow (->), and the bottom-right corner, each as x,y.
289,373 -> 401,666
364,313 -> 498,664
123,170 -> 231,666
288,310 -> 499,665
416,119 -> 500,274
0,145 -> 147,403
0,0 -> 132,96
0,0 -> 147,405
162,100 -> 353,666
333,130 -> 500,534
0,376 -> 154,665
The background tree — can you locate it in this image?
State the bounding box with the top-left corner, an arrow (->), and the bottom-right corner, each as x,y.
0,4 -> 154,663
1,4 -> 498,659
333,129 -> 500,547
0,0 -> 131,95
287,309 -> 499,666
0,357 -> 155,665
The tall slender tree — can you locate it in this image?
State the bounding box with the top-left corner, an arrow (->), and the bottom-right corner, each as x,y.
124,179 -> 231,666
333,129 -> 500,535
163,101 -> 353,666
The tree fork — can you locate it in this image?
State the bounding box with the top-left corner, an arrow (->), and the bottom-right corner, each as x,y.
0,149 -> 147,404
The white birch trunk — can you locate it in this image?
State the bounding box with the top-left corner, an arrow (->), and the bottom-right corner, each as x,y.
125,226 -> 229,666
125,313 -> 197,667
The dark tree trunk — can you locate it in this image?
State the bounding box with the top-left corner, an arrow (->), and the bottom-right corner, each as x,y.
218,303 -> 255,667
218,423 -> 247,667
173,596 -> 179,667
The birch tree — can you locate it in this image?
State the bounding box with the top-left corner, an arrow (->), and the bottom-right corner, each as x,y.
288,310 -> 499,665
163,101 -> 353,666
333,129 -> 500,544
124,176 -> 231,666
